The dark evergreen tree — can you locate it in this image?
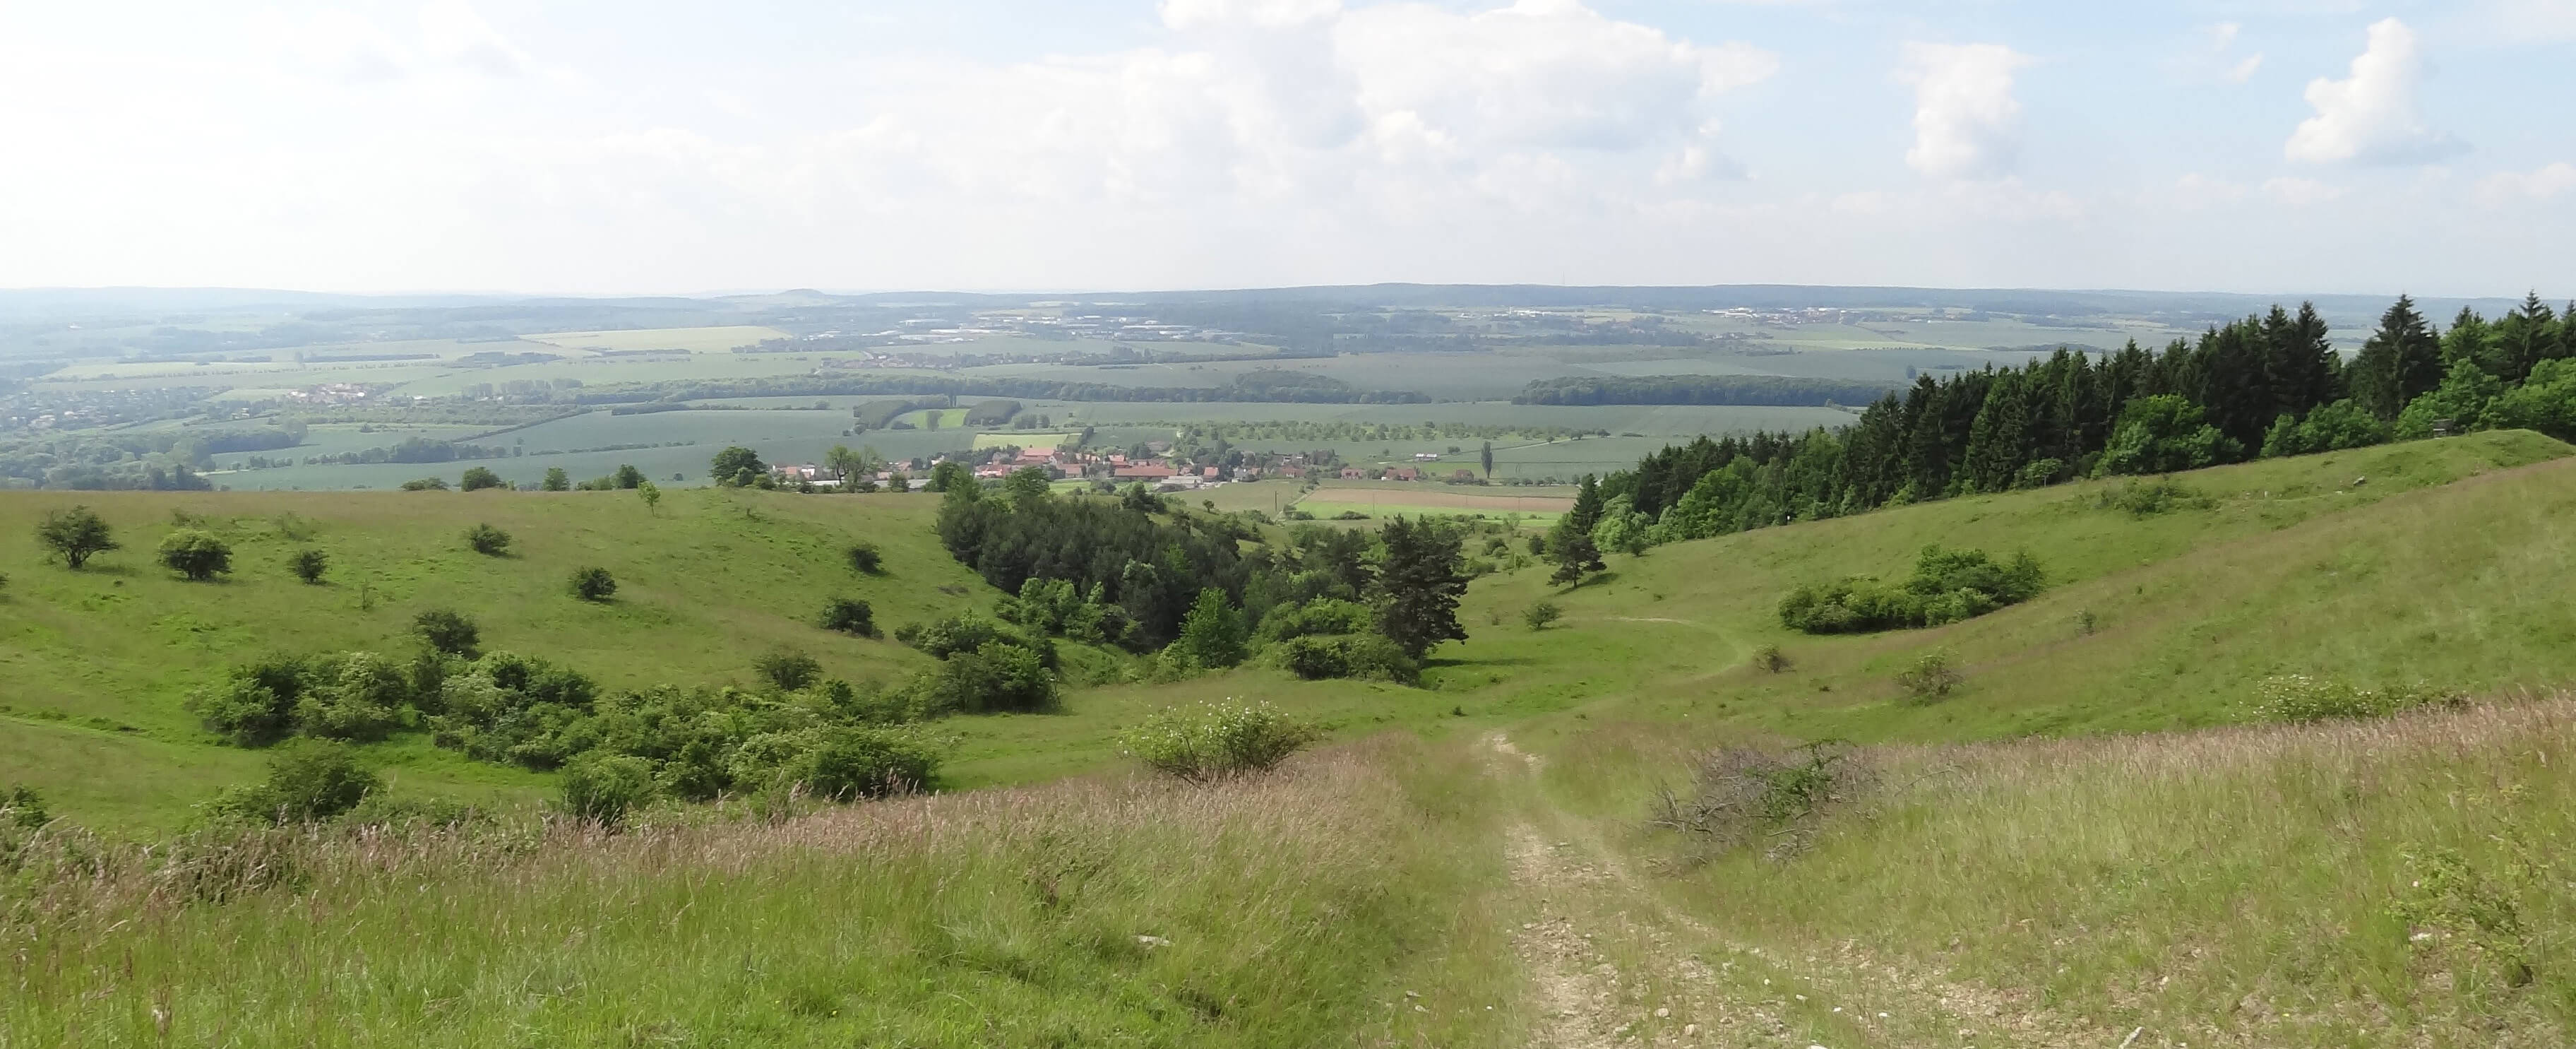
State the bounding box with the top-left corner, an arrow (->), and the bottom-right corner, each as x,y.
1373,517 -> 1467,659
2347,295 -> 2443,420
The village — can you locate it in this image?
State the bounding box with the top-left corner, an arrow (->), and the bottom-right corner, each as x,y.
765,441 -> 1483,492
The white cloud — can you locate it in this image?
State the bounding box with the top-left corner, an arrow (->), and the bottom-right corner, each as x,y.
2477,162 -> 2576,203
2172,172 -> 2248,209
2204,23 -> 2262,84
1895,42 -> 2035,181
2262,176 -> 2344,206
2283,18 -> 2464,166
269,2 -> 537,84
2225,54 -> 2263,84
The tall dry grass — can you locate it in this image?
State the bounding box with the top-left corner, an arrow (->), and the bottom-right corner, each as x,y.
3,737 -> 1510,1047
1604,695 -> 2576,1046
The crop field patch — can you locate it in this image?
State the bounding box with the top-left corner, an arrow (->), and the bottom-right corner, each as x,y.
522,326 -> 792,352
972,432 -> 1072,450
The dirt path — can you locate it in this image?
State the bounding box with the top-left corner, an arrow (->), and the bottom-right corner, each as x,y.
1486,733 -> 2125,1048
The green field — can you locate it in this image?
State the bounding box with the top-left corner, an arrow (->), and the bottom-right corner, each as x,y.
520,326 -> 791,352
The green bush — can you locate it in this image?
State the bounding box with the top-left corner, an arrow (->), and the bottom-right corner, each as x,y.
1779,545 -> 2043,634
2092,478 -> 2215,518
157,529 -> 233,581
846,541 -> 883,574
4,784 -> 49,829
290,548 -> 328,584
820,597 -> 878,636
1122,699 -> 1316,783
463,523 -> 511,556
1256,598 -> 1376,643
791,726 -> 940,800
917,642 -> 1058,713
2097,395 -> 2243,476
1894,651 -> 1964,701
568,567 -> 617,602
414,609 -> 480,656
753,649 -> 822,692
400,477 -> 448,491
209,740 -> 383,824
1272,634 -> 1420,684
559,753 -> 656,828
541,467 -> 571,492
1752,644 -> 1791,673
459,466 -> 504,491
1174,588 -> 1248,668
1522,600 -> 1563,631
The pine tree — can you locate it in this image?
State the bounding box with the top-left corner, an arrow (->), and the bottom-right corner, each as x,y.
2347,295 -> 2443,420
1566,475 -> 1604,534
1373,517 -> 1467,658
1961,371 -> 2029,493
2263,302 -> 2339,420
1479,441 -> 1494,480
2489,292 -> 2557,384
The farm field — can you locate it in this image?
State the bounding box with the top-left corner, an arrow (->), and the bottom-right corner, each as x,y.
520,326 -> 791,352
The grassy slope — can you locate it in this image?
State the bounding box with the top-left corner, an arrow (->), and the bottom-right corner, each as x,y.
1474,429 -> 2576,752
0,487 -> 984,829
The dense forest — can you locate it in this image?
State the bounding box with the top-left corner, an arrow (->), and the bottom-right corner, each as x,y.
1578,295 -> 2576,547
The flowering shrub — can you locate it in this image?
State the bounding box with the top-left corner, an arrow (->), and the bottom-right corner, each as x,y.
2251,675 -> 2458,723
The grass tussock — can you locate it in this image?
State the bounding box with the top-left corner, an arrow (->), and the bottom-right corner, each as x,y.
1650,694 -> 2576,1045
1,737 -> 1507,1047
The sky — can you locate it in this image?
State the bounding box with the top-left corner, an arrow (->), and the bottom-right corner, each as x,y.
0,0 -> 2570,297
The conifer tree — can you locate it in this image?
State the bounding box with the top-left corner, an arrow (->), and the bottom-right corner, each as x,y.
2348,295 -> 2443,420
1373,517 -> 1467,659
1566,475 -> 1604,534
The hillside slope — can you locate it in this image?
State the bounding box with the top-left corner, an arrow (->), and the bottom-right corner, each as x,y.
0,487 -> 986,827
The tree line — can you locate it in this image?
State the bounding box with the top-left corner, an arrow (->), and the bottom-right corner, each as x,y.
559,370 -> 1433,408
1513,374 -> 1900,407
1558,294 -> 2573,556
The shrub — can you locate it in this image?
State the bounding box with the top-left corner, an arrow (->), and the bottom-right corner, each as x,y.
4,784 -> 50,829
1522,600 -> 1563,631
1122,700 -> 1316,783
1779,545 -> 2043,634
541,467 -> 571,492
898,612 -> 1054,668
459,466 -> 504,491
2250,675 -> 2459,723
819,597 -> 878,636
2092,478 -> 2214,518
917,642 -> 1057,713
792,726 -> 940,800
414,610 -> 481,656
753,648 -> 823,692
1273,634 -> 1420,684
568,567 -> 617,602
400,477 -> 448,491
1650,741 -> 1866,858
35,506 -> 119,569
1255,598 -> 1376,643
290,548 -> 328,584
559,753 -> 656,828
209,740 -> 382,824
1894,651 -> 1964,701
157,530 -> 234,581
846,541 -> 883,574
463,523 -> 512,556
1752,644 -> 1791,673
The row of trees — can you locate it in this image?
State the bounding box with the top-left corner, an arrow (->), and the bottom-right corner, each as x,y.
1562,295 -> 2574,555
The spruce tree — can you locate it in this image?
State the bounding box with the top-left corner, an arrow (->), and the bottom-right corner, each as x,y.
1566,475 -> 1604,534
1961,371 -> 2029,493
1373,517 -> 1467,659
2348,295 -> 2442,420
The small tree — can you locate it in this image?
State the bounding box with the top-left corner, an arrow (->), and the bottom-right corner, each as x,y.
1375,516 -> 1469,659
540,467 -> 571,492
1753,644 -> 1791,673
158,530 -> 234,581
613,464 -> 647,490
459,466 -> 503,491
1547,530 -> 1604,588
637,480 -> 662,515
212,740 -> 382,824
753,648 -> 823,692
1895,651 -> 1964,701
846,541 -> 883,574
36,506 -> 119,569
463,523 -> 511,557
290,548 -> 329,584
568,567 -> 617,602
1175,588 -> 1248,668
400,477 -> 449,491
820,597 -> 878,636
1522,600 -> 1562,631
413,609 -> 480,656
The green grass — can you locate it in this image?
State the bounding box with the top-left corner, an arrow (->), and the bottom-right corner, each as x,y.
0,487 -> 982,829
4,736 -> 1522,1048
